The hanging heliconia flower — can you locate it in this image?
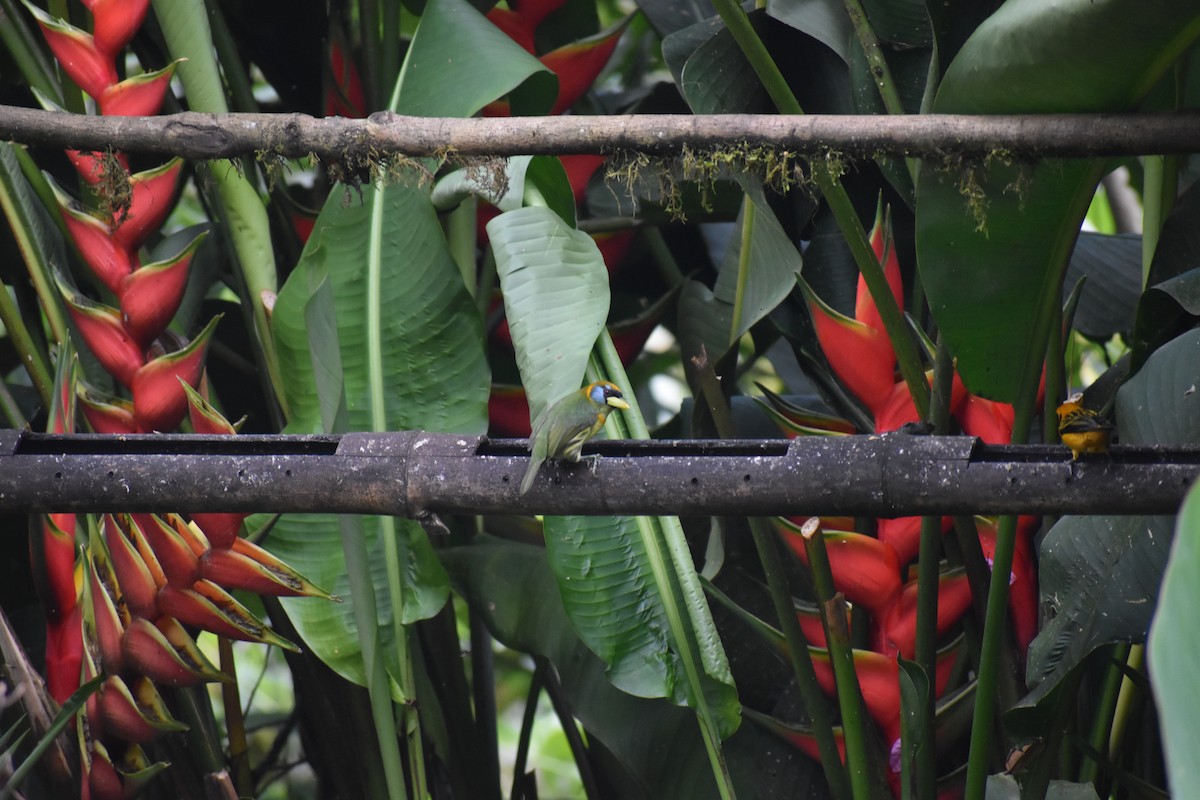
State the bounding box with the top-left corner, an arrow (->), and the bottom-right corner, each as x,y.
24,3 -> 335,797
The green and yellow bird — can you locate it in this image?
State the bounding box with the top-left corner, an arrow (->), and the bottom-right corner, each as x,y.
520,381 -> 630,495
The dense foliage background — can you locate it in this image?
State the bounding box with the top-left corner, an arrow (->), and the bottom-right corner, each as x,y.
2,0 -> 1200,798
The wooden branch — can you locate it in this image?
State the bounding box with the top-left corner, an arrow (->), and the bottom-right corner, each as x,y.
2,104 -> 1199,161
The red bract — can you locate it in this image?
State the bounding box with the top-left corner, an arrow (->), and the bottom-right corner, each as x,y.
57,200 -> 134,294
111,160 -> 185,251
79,386 -> 138,434
977,516 -> 1040,656
25,5 -> 117,98
541,24 -> 626,115
85,0 -> 152,60
98,63 -> 177,117
877,569 -> 974,659
130,317 -> 219,432
119,232 -> 204,348
61,291 -> 144,388
778,519 -> 901,616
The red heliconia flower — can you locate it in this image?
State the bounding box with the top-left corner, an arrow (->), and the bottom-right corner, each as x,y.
777,518 -> 902,616
800,280 -> 896,415
56,199 -> 134,295
130,317 -> 219,432
483,14 -> 628,116
802,203 -> 903,418
200,536 -> 335,599
111,160 -> 185,252
134,513 -> 206,587
98,63 -> 177,117
119,231 -> 204,348
810,647 -> 904,743
976,515 -> 1040,655
96,674 -> 186,743
957,394 -> 1015,445
79,384 -> 138,434
182,385 -> 248,547
540,24 -> 627,115
67,149 -> 131,186
325,25 -> 366,118
83,0 -> 152,61
44,603 -> 83,704
103,514 -> 163,620
61,290 -> 144,388
877,515 -> 955,566
876,569 -> 974,659
25,4 -> 118,98
121,616 -> 227,686
485,0 -> 567,54
560,155 -> 606,203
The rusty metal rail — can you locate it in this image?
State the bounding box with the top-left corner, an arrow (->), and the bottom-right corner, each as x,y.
0,430 -> 1196,517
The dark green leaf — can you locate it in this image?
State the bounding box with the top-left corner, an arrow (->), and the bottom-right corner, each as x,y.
916,0 -> 1200,400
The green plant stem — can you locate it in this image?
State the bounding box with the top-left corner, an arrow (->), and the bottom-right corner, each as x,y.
203,0 -> 259,113
642,226 -> 686,287
361,0 -> 383,110
0,378 -> 25,428
1078,643 -> 1129,787
447,195 -> 478,295
802,520 -> 886,800
382,0 -> 402,100
841,0 -> 917,183
1106,645 -> 1144,775
691,352 -> 851,800
708,0 -> 928,419
152,0 -> 286,416
511,660 -> 546,799
1142,155 -> 1178,287
963,348 -> 1040,799
729,197 -> 755,342
339,516 -> 410,800
913,338 -> 954,798
217,637 -> 253,796
539,656 -> 602,800
589,338 -> 738,800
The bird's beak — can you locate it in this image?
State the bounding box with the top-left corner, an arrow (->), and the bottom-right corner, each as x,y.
607,396 -> 631,410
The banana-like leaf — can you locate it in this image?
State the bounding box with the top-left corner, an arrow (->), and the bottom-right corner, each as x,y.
915,0 -> 1200,401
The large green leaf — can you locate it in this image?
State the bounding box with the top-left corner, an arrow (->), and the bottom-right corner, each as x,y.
390,0 -> 554,116
444,536 -> 812,798
915,0 -> 1200,401
266,0 -> 543,686
489,205 -> 610,421
1148,478 -> 1200,796
1027,329 -> 1200,688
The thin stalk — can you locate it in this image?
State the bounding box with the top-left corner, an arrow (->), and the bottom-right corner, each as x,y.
1078,644 -> 1129,787
539,656 -> 602,800
729,197 -> 755,343
963,332 -> 1042,800
913,338 -> 954,799
641,226 -> 686,287
0,378 -> 26,428
217,637 -> 253,796
841,0 -> 918,182
446,195 -> 478,295
691,351 -> 851,800
469,611 -> 500,792
708,0 -> 929,419
360,0 -> 383,110
1106,645 -> 1145,772
382,0 -> 402,101
802,519 -> 887,800
203,0 -> 259,113
152,0 -> 285,415
510,661 -> 545,800
339,516 -> 410,800
589,339 -> 738,800
1142,60 -> 1186,287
